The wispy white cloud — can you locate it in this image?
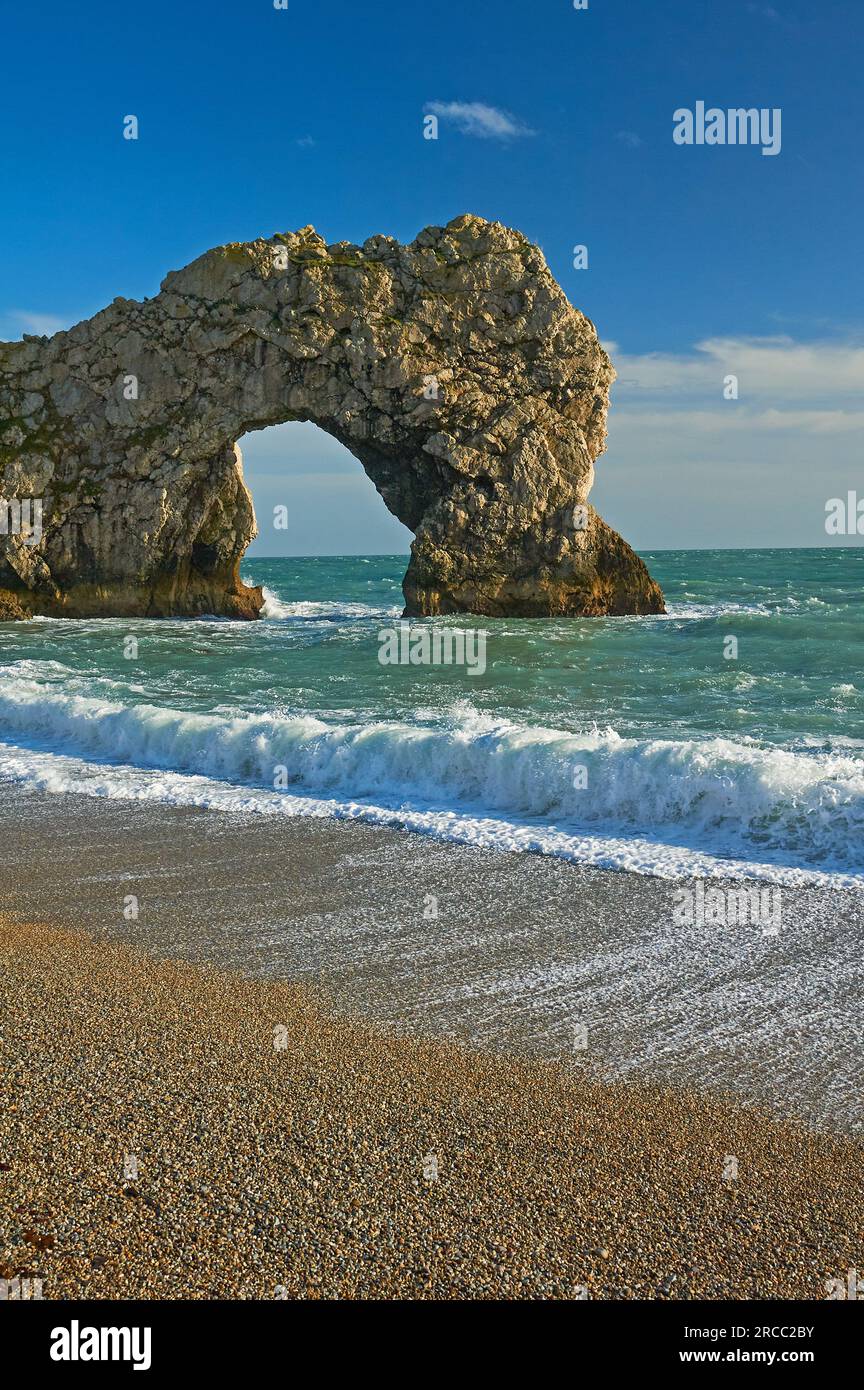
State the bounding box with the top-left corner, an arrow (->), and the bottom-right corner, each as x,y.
605,336 -> 864,404
745,3 -> 804,34
423,101 -> 534,140
747,3 -> 781,19
6,310 -> 70,337
611,408 -> 864,436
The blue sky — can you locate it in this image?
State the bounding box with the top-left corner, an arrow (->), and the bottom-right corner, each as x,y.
2,0 -> 862,552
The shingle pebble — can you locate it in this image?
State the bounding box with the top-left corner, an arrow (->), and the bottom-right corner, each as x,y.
1,918 -> 861,1300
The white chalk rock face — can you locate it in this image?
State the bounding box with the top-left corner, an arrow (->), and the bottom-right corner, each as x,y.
0,215 -> 664,619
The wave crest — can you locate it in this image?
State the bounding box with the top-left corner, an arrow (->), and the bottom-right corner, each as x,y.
0,675 -> 862,879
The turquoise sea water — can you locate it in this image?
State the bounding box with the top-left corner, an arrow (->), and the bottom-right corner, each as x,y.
0,548 -> 862,884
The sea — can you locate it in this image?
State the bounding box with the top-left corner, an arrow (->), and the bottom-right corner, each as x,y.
0,547 -> 862,889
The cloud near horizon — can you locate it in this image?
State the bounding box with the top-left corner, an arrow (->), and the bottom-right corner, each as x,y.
604,335 -> 864,405
423,101 -> 534,140
591,334 -> 864,548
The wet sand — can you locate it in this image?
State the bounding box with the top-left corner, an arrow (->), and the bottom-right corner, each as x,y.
0,783 -> 862,1134
1,916 -> 862,1301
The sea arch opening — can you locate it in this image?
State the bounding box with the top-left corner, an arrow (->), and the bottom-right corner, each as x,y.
238,420 -> 414,560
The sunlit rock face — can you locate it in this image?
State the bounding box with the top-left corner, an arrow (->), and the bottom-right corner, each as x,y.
0,214 -> 664,619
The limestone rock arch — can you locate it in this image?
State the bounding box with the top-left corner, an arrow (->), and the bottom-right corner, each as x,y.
0,215 -> 664,619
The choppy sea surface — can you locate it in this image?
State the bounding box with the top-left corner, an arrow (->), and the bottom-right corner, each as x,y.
0,548 -> 862,887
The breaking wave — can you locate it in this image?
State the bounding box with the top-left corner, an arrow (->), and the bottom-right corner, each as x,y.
0,671 -> 862,885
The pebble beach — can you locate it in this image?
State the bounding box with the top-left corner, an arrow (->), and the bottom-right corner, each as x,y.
1,915 -> 861,1301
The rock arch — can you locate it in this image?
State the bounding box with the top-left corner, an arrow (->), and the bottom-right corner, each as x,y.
0,215 -> 664,620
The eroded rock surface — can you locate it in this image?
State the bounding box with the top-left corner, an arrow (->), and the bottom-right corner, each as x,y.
0,215 -> 664,619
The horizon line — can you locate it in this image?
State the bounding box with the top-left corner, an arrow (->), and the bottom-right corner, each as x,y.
244,543 -> 864,559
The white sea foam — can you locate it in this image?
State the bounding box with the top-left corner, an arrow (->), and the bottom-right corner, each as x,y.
662,599 -> 803,620
259,587 -> 400,621
0,673 -> 862,885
